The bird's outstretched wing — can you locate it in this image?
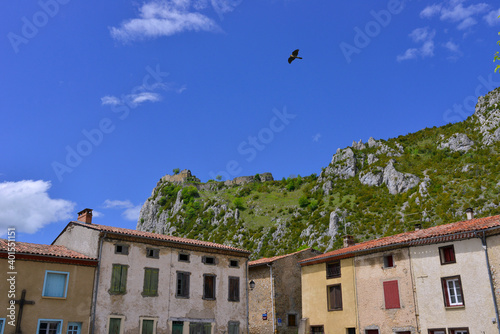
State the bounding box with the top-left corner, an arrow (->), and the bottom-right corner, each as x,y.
288,56 -> 294,64
292,49 -> 299,57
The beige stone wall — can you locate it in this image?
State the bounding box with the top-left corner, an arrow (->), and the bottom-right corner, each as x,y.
94,239 -> 248,334
52,223 -> 101,258
248,265 -> 273,334
301,258 -> 357,334
355,248 -> 417,333
410,238 -> 497,333
487,234 -> 500,310
0,258 -> 95,334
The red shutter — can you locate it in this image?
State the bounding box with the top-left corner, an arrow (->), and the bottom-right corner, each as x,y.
441,278 -> 450,307
383,280 -> 400,309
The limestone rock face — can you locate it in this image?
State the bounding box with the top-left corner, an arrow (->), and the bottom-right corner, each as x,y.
323,148 -> 358,179
474,89 -> 500,145
383,160 -> 420,194
328,211 -> 339,237
359,167 -> 384,187
438,133 -> 474,152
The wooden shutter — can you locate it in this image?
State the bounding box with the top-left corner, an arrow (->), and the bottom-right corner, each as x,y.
383,280 -> 400,309
204,275 -> 215,299
111,265 -> 122,292
144,268 -> 159,296
142,320 -> 154,334
119,265 -> 128,293
109,318 -> 121,334
441,278 -> 450,306
172,322 -> 183,334
229,277 -> 239,301
328,285 -> 342,310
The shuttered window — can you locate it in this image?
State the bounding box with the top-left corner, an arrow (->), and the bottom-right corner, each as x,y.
228,321 -> 239,334
228,277 -> 240,302
326,262 -> 341,278
203,274 -> 216,300
43,271 -> 69,298
439,245 -> 456,264
383,280 -> 401,309
110,264 -> 128,294
141,320 -> 155,334
143,268 -> 159,296
108,318 -> 122,334
442,276 -> 464,307
327,284 -> 342,311
176,272 -> 190,298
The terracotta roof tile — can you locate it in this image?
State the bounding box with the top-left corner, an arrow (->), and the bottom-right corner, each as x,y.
70,221 -> 251,255
249,248 -> 319,267
0,239 -> 96,260
300,214 -> 500,265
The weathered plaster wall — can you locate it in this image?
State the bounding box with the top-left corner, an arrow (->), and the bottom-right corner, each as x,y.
410,238 -> 497,333
487,234 -> 500,311
52,224 -> 101,258
355,248 -> 417,334
95,239 -> 248,334
0,259 -> 95,334
301,258 -> 357,334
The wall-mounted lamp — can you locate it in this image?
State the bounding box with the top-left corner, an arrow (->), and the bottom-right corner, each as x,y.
249,280 -> 255,290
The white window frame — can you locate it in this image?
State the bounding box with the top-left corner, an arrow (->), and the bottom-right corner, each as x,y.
36,319 -> 63,334
107,316 -> 125,334
445,277 -> 463,306
42,271 -> 70,298
139,317 -> 158,334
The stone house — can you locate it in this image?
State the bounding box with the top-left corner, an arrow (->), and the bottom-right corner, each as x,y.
0,238 -> 97,334
248,248 -> 321,334
52,209 -> 251,334
298,212 -> 500,334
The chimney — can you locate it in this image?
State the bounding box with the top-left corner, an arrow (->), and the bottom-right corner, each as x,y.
343,235 -> 355,248
414,223 -> 422,231
465,208 -> 474,220
78,208 -> 93,224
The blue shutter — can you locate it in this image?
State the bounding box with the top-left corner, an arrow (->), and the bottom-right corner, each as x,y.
44,272 -> 67,297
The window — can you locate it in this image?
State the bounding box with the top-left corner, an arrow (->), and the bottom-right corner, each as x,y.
176,271 -> 190,298
287,314 -> 297,327
327,284 -> 342,311
347,329 -> 356,334
108,317 -> 123,334
202,256 -> 216,265
140,318 -> 157,334
0,319 -> 5,334
229,260 -> 239,268
442,276 -> 464,307
189,323 -> 211,334
396,332 -> 411,334
178,253 -> 190,262
115,244 -> 129,255
428,330 -> 446,334
228,277 -> 240,302
228,321 -> 239,334
326,261 -> 341,278
143,268 -> 159,296
146,248 -> 159,259
311,326 -> 324,333
439,245 -> 456,264
110,264 -> 128,294
67,322 -> 82,334
449,329 -> 469,334
383,280 -> 401,309
365,330 -> 379,334
383,254 -> 394,268
37,319 -> 63,334
42,271 -> 69,298
172,321 -> 183,334
203,274 -> 216,300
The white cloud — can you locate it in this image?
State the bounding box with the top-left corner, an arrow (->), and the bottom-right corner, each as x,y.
443,40 -> 460,52
420,0 -> 489,30
129,92 -> 161,105
101,96 -> 121,106
397,27 -> 435,62
110,0 -> 222,42
0,180 -> 75,234
484,9 -> 500,26
102,199 -> 143,221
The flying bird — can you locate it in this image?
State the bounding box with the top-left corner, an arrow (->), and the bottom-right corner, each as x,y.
288,49 -> 302,64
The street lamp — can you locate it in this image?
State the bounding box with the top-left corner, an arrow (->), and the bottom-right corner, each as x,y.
249,280 -> 255,290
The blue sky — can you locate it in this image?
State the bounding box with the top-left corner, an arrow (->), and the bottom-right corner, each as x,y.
2,0 -> 500,246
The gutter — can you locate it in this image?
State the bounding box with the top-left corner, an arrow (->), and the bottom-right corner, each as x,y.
476,231 -> 500,333
267,263 -> 276,334
90,232 -> 107,334
246,259 -> 250,334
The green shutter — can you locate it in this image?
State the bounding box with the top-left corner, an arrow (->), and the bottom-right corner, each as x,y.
119,265 -> 128,293
203,323 -> 212,334
144,268 -> 151,294
111,265 -> 121,292
142,320 -> 154,334
151,269 -> 159,295
109,318 -> 121,334
143,268 -> 159,296
172,322 -> 183,334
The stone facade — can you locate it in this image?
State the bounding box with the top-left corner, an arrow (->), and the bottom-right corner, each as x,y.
248,249 -> 321,334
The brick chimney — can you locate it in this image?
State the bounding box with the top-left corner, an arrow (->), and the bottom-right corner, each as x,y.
414,223 -> 422,231
343,235 -> 355,248
465,208 -> 474,220
78,208 -> 93,224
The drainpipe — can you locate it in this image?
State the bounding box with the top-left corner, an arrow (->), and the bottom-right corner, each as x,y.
267,263 -> 276,334
477,231 -> 500,333
407,247 -> 420,334
91,232 -> 107,334
245,259 -> 250,334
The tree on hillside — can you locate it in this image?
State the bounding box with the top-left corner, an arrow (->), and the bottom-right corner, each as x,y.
173,168 -> 180,175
